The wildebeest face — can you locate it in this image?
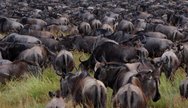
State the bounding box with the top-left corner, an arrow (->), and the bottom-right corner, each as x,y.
60,77 -> 70,97
47,90 -> 65,108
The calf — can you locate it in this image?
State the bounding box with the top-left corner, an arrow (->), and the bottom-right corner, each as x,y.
46,90 -> 66,108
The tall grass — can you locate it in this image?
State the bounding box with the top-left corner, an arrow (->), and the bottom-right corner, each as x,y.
0,68 -> 59,108
0,51 -> 188,108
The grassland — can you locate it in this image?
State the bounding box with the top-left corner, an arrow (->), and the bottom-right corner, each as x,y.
0,51 -> 188,108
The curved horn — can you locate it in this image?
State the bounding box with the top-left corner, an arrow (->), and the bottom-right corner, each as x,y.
55,70 -> 63,76
79,55 -> 84,62
44,45 -> 56,57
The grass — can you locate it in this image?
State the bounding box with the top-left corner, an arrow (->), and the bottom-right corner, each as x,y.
0,51 -> 188,108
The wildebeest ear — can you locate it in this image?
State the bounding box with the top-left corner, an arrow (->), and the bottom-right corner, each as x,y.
177,43 -> 184,51
55,90 -> 61,98
49,91 -> 55,98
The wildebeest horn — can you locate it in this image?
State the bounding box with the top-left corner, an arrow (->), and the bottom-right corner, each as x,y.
55,70 -> 63,76
48,91 -> 55,98
44,46 -> 56,57
94,61 -> 102,72
79,55 -> 84,62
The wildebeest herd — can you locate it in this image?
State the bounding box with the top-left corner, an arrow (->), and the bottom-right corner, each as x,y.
1,0 -> 188,108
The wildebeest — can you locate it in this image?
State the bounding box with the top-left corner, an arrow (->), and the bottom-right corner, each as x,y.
154,24 -> 184,41
105,31 -> 132,43
177,42 -> 188,76
113,84 -> 147,108
0,42 -> 35,61
161,49 -> 180,79
94,59 -> 162,96
61,71 -> 107,108
91,19 -> 102,30
21,29 -> 55,39
1,33 -> 42,44
46,90 -> 66,108
102,16 -> 115,26
59,35 -> 117,53
38,37 -> 59,52
102,24 -> 114,33
141,32 -> 167,39
78,22 -> 91,35
49,17 -> 69,25
17,45 -> 56,70
79,42 -> 148,71
0,59 -> 12,65
0,60 -> 36,83
53,50 -> 75,77
94,62 -> 132,94
0,17 -> 23,33
20,17 -> 47,28
136,35 -> 174,57
117,20 -> 134,34
180,77 -> 188,99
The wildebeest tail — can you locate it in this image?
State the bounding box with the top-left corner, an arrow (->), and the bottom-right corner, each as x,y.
99,85 -> 106,108
120,86 -> 133,108
127,85 -> 133,108
93,85 -> 100,108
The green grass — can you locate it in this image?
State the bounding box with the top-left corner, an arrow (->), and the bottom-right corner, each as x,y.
0,51 -> 188,108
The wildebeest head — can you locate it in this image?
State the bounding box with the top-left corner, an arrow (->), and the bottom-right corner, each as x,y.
60,73 -> 74,97
94,62 -> 129,87
135,45 -> 149,60
130,70 -> 161,102
79,54 -> 97,71
60,71 -> 89,97
137,59 -> 163,80
46,90 -> 66,108
59,35 -> 82,51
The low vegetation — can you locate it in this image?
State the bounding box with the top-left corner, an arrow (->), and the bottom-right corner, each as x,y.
0,51 -> 188,108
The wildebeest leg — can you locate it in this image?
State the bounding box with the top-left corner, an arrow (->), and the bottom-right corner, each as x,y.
186,66 -> 188,77
72,101 -> 78,108
83,104 -> 87,108
164,70 -> 171,80
0,76 -> 6,84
